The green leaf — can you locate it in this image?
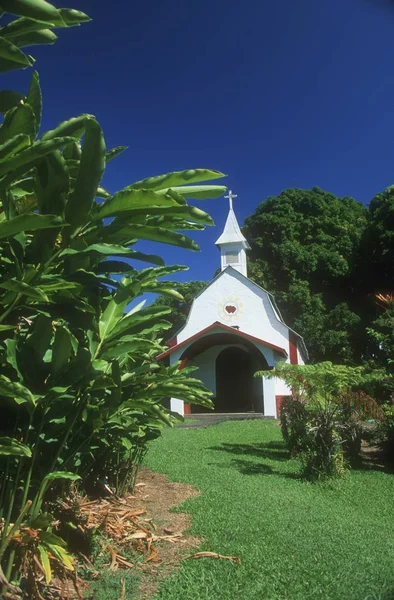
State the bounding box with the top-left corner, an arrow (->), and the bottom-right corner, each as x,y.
0,103 -> 35,143
49,544 -> 74,571
66,269 -> 117,289
0,279 -> 49,301
137,264 -> 188,281
27,70 -> 41,135
99,295 -> 129,342
141,285 -> 184,301
126,168 -> 226,192
159,184 -> 226,200
0,213 -> 67,239
37,545 -> 52,584
35,150 -> 69,216
60,243 -> 149,258
0,436 -> 32,457
42,471 -> 81,484
57,8 -> 91,27
12,29 -> 57,48
101,339 -> 157,359
5,338 -> 22,379
105,224 -> 200,251
51,326 -> 77,376
39,531 -> 67,547
107,306 -> 172,342
109,204 -> 214,225
0,56 -> 34,73
0,375 -> 36,407
120,436 -> 133,451
65,117 -> 105,227
96,188 -> 180,220
1,17 -> 57,38
0,133 -> 30,159
0,0 -> 62,23
41,114 -> 92,142
97,185 -> 111,199
106,145 -> 127,163
0,36 -> 32,67
24,314 -> 53,361
0,90 -> 25,112
0,136 -> 74,177
38,276 -> 79,292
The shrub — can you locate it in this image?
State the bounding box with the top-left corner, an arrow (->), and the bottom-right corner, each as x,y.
260,363 -> 385,480
302,412 -> 346,480
279,395 -> 308,456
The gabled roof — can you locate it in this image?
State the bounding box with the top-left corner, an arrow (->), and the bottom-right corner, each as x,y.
215,207 -> 251,249
167,266 -> 309,361
157,321 -> 288,361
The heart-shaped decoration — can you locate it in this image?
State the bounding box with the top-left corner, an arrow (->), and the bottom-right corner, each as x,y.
225,304 -> 237,314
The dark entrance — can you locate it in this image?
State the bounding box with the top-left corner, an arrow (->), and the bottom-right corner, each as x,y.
215,347 -> 255,412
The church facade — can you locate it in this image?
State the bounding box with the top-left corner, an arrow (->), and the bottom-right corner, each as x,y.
157,192 -> 307,418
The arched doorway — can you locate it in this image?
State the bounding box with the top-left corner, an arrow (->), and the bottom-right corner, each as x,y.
215,346 -> 257,412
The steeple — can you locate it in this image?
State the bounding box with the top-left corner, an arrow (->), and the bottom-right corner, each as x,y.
215,190 -> 250,277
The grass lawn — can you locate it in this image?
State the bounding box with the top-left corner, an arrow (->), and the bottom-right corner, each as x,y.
145,419 -> 394,600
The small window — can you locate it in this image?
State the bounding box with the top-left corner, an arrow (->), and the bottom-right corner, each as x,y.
225,251 -> 239,265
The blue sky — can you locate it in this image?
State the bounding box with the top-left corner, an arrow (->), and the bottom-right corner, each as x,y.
7,0 -> 394,283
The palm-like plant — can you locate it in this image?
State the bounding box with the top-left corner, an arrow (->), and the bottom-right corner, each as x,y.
258,362 -> 385,479
0,1 -> 226,594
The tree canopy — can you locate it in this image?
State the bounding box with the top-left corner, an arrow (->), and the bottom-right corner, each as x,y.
357,186 -> 394,295
243,187 -> 368,363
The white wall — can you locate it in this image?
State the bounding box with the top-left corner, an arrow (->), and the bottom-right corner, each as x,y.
168,268 -> 307,418
178,268 -> 290,355
219,243 -> 248,277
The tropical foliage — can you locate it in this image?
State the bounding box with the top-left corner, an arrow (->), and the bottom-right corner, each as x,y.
0,1 -> 226,595
243,187 -> 368,364
259,362 -> 384,479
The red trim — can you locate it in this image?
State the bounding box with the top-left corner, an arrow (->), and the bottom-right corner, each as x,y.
169,337 -> 177,348
289,331 -> 298,365
157,321 -> 287,361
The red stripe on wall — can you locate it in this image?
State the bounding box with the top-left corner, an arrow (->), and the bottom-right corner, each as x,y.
289,331 -> 298,365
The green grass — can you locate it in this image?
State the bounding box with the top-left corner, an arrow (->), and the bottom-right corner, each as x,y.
145,420 -> 394,600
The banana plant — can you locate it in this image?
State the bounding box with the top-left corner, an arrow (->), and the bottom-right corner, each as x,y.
0,1 -> 226,594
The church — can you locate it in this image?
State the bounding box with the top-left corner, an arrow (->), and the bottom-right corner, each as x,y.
157,192 -> 308,418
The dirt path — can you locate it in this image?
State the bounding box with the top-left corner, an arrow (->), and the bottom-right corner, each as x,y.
133,467 -> 202,600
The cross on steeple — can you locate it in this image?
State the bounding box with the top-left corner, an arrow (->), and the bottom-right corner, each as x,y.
224,190 -> 237,210
215,189 -> 250,277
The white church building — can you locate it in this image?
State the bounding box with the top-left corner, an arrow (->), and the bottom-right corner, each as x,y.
157,191 -> 308,418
